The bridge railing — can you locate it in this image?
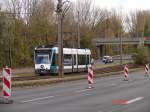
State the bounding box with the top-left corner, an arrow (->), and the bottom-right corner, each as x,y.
95,37 -> 145,43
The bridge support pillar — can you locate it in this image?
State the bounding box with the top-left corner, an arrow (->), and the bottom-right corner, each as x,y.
96,45 -> 105,59
96,46 -> 101,59
101,45 -> 106,57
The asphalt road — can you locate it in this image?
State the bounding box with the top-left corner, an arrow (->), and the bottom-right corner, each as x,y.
0,71 -> 150,112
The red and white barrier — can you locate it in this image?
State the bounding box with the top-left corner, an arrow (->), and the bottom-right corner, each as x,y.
124,64 -> 129,81
145,64 -> 149,77
2,67 -> 11,98
0,76 -> 2,81
88,65 -> 94,89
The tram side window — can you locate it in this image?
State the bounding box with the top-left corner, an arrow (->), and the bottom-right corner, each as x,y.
78,55 -> 86,65
64,54 -> 72,66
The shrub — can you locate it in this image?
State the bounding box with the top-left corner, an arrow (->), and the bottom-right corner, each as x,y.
133,45 -> 150,65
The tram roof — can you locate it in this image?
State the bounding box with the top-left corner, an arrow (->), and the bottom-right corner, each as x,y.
35,45 -> 91,54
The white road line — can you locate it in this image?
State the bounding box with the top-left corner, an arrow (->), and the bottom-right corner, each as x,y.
76,89 -> 90,93
109,84 -> 116,86
82,93 -> 92,96
127,97 -> 144,104
22,96 -> 54,103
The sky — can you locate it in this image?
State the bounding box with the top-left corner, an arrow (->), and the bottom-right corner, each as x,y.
71,0 -> 150,13
1,0 -> 150,13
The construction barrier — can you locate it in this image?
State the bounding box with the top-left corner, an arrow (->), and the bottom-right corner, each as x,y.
124,64 -> 129,81
3,67 -> 11,98
0,66 -> 13,104
0,76 -> 2,93
145,64 -> 149,77
88,65 -> 94,89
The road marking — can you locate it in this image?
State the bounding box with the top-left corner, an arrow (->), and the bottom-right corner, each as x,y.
127,97 -> 144,104
22,96 -> 54,103
30,102 -> 50,105
112,99 -> 128,105
75,89 -> 90,93
109,84 -> 116,86
82,93 -> 92,96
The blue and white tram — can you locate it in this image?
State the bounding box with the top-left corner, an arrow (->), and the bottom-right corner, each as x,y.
34,45 -> 91,74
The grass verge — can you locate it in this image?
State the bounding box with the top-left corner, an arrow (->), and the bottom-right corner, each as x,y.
10,67 -> 143,88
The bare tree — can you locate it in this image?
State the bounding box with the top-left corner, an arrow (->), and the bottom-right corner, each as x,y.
127,10 -> 147,37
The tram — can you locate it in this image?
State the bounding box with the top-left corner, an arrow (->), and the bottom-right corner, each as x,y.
34,45 -> 91,75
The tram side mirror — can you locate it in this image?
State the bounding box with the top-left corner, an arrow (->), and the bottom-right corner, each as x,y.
90,58 -> 94,65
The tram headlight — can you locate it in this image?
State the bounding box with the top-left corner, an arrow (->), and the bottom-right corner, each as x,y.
40,65 -> 44,69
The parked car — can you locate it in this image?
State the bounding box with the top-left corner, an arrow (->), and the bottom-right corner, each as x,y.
102,56 -> 113,64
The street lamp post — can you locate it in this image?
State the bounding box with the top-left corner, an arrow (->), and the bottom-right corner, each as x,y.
120,34 -> 123,65
77,11 -> 80,48
57,0 -> 64,78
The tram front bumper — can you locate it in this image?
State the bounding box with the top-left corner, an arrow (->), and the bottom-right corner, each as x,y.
35,69 -> 51,74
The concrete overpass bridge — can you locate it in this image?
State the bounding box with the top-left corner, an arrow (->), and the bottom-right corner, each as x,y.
94,37 -> 150,57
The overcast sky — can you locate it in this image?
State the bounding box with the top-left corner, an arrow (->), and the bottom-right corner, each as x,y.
95,0 -> 150,12
1,0 -> 150,13
72,0 -> 150,13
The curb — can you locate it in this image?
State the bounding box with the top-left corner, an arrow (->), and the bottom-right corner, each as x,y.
10,67 -> 143,88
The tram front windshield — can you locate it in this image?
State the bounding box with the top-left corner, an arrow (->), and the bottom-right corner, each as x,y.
35,50 -> 51,64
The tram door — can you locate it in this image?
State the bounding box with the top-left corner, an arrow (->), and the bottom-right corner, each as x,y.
72,54 -> 77,72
